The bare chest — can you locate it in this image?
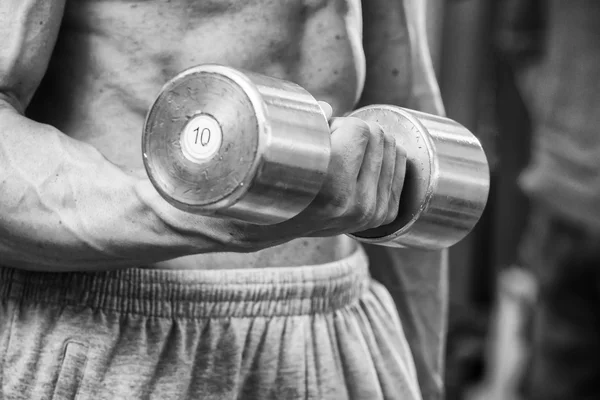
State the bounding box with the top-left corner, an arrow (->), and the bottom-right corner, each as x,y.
29,0 -> 365,171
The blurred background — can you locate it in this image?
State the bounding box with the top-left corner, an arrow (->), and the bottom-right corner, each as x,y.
426,1 -> 600,399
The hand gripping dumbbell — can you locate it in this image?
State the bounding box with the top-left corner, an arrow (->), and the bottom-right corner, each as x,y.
142,65 -> 490,249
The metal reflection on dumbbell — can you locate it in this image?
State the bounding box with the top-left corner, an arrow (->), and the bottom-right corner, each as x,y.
347,106 -> 489,249
143,64 -> 490,249
142,64 -> 331,225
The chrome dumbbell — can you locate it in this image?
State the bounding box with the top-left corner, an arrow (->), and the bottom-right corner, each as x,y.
142,65 -> 490,249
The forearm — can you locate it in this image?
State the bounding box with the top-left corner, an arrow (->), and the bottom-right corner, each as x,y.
0,101 -> 237,271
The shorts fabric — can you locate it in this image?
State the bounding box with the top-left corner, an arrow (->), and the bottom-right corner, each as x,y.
0,246 -> 422,400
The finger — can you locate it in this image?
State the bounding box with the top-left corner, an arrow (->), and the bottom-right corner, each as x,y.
318,101 -> 333,121
376,131 -> 397,226
329,117 -> 371,182
357,121 -> 384,186
316,117 -> 371,211
352,121 -> 384,231
388,143 -> 407,224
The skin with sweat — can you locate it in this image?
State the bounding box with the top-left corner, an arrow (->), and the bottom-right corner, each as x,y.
17,0 -> 414,269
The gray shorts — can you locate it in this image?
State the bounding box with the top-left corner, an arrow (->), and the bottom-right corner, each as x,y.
0,247 -> 422,400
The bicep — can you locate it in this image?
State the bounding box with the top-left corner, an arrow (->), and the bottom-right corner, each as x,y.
359,0 -> 444,116
403,0 -> 445,115
359,0 -> 412,107
0,0 -> 66,111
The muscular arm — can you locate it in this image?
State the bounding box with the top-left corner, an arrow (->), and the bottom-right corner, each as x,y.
0,0 -> 236,271
360,1 -> 447,399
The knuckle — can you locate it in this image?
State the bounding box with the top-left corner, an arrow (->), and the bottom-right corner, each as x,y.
323,184 -> 352,214
331,117 -> 368,138
353,121 -> 372,145
332,118 -> 371,152
396,142 -> 408,159
376,208 -> 388,226
384,206 -> 399,225
384,130 -> 396,148
368,122 -> 385,143
340,118 -> 370,140
356,212 -> 371,227
356,199 -> 376,225
347,117 -> 370,130
331,193 -> 352,213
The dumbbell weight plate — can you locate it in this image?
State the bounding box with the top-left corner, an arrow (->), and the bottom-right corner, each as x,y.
348,106 -> 490,249
142,64 -> 331,225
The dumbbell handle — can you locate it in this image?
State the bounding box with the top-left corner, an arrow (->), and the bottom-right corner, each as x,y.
143,65 -> 490,249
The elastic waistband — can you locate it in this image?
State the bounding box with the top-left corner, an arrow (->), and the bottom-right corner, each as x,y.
0,247 -> 370,319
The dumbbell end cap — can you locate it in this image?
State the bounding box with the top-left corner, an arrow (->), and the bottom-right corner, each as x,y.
347,105 -> 490,250
143,64 -> 332,225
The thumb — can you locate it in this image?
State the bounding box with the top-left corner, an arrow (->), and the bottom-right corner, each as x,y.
318,101 -> 333,121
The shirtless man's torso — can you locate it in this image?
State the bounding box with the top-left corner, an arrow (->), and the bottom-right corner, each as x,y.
0,1 -> 447,398
24,0 -> 411,270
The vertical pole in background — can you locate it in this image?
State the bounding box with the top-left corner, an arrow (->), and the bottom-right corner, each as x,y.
436,2 -> 498,398
438,0 -> 496,311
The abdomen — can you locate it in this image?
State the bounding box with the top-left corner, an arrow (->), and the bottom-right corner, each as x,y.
28,0 -> 365,268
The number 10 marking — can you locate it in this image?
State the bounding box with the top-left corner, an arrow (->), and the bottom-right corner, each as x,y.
194,127 -> 211,146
